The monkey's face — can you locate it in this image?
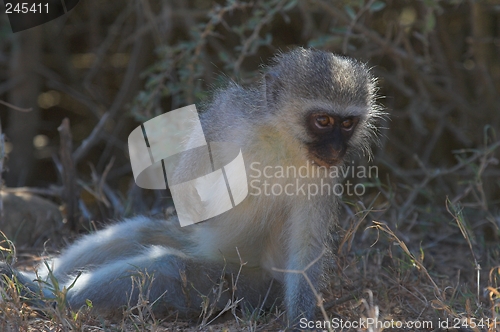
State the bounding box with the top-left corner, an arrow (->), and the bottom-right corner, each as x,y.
304,111 -> 361,167
264,49 -> 380,166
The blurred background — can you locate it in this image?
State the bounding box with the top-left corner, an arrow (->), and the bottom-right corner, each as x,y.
0,0 -> 499,329
0,0 -> 498,253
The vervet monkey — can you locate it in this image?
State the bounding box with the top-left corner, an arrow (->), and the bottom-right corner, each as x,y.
1,48 -> 381,326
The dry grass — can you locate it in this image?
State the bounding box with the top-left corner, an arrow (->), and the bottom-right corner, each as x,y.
1,141 -> 499,331
1,224 -> 498,331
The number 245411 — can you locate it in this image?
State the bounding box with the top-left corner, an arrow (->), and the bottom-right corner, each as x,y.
5,3 -> 49,14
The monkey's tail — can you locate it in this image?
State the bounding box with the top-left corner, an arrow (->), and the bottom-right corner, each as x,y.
0,261 -> 56,308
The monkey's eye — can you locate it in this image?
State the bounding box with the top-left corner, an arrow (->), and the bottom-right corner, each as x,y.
341,118 -> 354,130
315,115 -> 332,128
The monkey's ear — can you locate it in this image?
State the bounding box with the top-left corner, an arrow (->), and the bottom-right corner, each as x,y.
264,71 -> 283,109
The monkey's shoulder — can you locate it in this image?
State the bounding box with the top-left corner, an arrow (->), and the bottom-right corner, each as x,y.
203,83 -> 262,118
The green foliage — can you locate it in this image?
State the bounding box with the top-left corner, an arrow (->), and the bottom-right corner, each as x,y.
129,0 -> 299,121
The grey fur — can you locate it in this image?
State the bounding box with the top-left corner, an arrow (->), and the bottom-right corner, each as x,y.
1,48 -> 381,327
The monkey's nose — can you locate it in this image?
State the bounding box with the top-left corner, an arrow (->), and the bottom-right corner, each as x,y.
330,147 -> 346,161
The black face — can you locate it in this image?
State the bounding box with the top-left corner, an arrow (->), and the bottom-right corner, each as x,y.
305,112 -> 360,167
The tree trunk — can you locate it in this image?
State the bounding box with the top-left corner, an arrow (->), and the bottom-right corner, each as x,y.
6,26 -> 43,187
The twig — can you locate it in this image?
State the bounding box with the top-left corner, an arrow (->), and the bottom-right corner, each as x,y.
380,140 -> 500,220
85,156 -> 116,209
445,198 -> 481,304
72,112 -> 109,163
96,117 -> 128,171
369,221 -> 443,299
0,100 -> 32,112
35,65 -> 102,118
106,2 -> 145,119
341,0 -> 377,54
234,0 -> 288,75
72,3 -> 145,164
102,182 -> 124,216
323,288 -> 362,310
1,186 -> 63,197
140,0 -> 166,46
0,119 -> 4,219
314,0 -> 474,115
184,1 -> 253,102
83,3 -> 133,91
58,118 -> 78,230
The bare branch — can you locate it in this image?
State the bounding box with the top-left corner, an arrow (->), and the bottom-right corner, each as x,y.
0,100 -> 32,112
58,118 -> 79,230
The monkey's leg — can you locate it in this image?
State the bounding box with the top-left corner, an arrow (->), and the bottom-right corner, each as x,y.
43,216 -> 189,279
58,245 -> 230,315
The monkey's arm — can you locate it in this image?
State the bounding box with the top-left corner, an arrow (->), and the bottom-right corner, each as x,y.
282,204 -> 333,325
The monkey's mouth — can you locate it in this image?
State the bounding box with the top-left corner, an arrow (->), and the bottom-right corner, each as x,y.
309,153 -> 340,168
